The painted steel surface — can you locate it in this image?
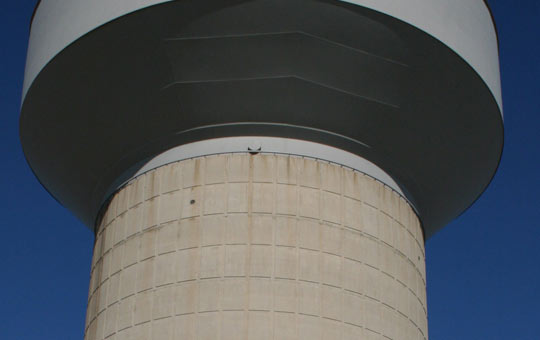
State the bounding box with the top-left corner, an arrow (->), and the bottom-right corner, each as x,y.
25,0 -> 500,108
20,0 -> 504,238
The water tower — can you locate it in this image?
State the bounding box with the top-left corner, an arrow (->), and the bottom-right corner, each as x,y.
20,1 -> 503,339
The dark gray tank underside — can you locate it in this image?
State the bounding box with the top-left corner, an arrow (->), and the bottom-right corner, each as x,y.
20,0 -> 504,238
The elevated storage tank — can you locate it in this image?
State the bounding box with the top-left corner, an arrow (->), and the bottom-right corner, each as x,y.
20,1 -> 503,339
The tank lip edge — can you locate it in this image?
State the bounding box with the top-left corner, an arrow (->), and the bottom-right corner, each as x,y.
18,110 -> 69,218
429,113 -> 505,240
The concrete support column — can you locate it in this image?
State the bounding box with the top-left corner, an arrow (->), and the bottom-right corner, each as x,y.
84,154 -> 427,340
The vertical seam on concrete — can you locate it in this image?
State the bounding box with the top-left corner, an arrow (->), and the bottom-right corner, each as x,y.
171,162 -> 183,337
171,164 -> 178,336
148,172 -> 160,339
271,154 -> 277,340
131,174 -> 144,335
102,222 -> 111,339
112,218 -> 119,340
294,156 -> 300,340
195,158 -> 203,340
317,160 -> 323,331
220,154 -> 229,340
339,164 -> 345,340
245,154 -> 253,340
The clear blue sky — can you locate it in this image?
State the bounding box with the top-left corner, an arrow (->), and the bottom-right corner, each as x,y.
1,1 -> 538,339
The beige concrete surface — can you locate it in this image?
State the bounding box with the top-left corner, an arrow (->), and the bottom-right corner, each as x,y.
84,154 -> 427,340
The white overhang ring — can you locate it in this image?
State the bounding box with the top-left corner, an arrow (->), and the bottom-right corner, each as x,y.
25,0 -> 501,111
118,136 -> 414,210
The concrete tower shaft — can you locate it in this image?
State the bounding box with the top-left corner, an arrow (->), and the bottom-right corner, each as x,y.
87,155 -> 427,340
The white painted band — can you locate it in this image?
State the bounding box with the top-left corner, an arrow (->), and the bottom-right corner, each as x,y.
125,136 -> 406,199
25,0 -> 501,110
